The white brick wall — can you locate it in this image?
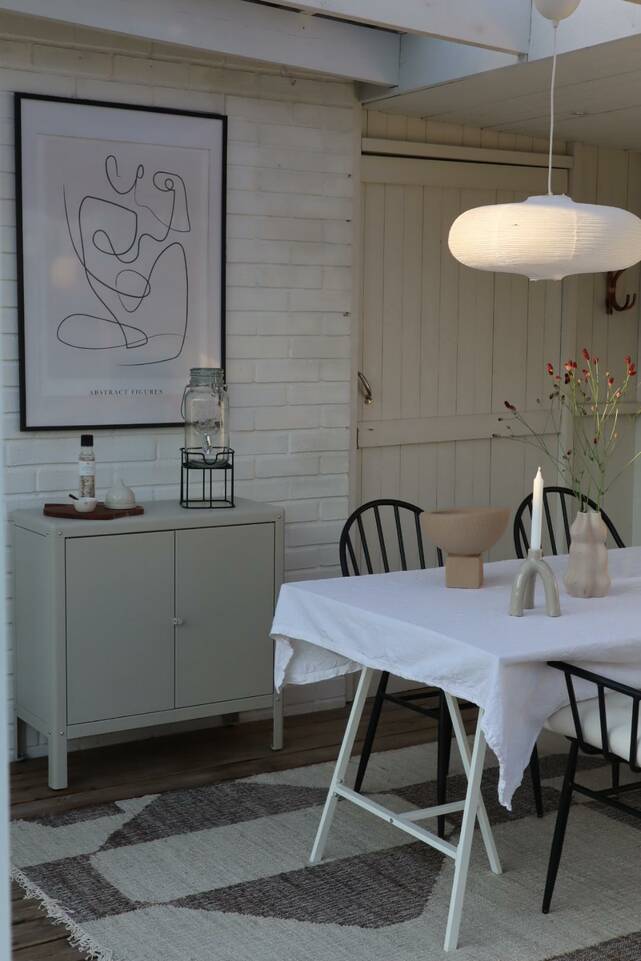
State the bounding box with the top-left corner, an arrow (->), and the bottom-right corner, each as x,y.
0,13 -> 358,754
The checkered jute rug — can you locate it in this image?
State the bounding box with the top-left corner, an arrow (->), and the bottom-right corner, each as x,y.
11,741 -> 641,961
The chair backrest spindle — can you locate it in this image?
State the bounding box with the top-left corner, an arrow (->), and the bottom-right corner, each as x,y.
564,672 -> 587,752
345,534 -> 360,576
393,505 -> 407,570
597,685 -> 610,756
631,699 -> 640,767
559,492 -> 571,552
543,492 -> 557,555
373,505 -> 390,573
356,514 -> 374,574
414,512 -> 426,569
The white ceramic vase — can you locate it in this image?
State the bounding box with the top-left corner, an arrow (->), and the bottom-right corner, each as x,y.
104,478 -> 136,510
564,510 -> 610,598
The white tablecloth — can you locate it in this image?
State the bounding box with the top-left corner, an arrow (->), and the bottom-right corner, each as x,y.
272,547 -> 641,808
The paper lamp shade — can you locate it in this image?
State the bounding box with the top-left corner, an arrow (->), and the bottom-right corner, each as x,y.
533,0 -> 581,21
448,194 -> 641,281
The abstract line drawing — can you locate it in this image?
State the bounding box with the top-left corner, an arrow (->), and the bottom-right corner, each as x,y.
17,94 -> 225,430
59,155 -> 191,366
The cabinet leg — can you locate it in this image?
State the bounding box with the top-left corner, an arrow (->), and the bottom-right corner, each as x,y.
16,717 -> 28,761
48,732 -> 68,790
272,689 -> 284,751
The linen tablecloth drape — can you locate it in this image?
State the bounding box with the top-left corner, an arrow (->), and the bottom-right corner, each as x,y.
272,547 -> 641,808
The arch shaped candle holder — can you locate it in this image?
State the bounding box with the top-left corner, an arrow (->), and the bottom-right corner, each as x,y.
509,548 -> 561,617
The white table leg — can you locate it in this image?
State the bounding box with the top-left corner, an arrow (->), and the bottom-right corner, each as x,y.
309,666 -> 373,865
443,704 -> 494,953
445,694 -> 502,876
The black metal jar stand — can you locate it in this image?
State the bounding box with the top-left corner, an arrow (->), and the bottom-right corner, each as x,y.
180,448 -> 235,508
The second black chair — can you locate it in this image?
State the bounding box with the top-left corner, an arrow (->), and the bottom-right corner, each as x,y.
342,498 -> 544,837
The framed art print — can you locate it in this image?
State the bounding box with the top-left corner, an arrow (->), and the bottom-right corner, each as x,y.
15,94 -> 226,430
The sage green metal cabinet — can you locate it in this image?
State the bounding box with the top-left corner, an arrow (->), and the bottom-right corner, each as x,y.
66,531 -> 175,725
12,499 -> 284,789
175,525 -> 274,708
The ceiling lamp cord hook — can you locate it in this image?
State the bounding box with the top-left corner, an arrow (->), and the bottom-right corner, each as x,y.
547,20 -> 559,197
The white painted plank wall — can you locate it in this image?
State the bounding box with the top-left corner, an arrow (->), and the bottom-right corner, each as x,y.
362,110 -> 641,549
0,11 -> 359,754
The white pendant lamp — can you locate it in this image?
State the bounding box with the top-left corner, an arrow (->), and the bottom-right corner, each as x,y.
448,0 -> 641,281
449,195 -> 641,282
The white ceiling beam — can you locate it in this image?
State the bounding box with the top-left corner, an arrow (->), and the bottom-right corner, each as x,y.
0,0 -> 400,85
361,36 -> 520,106
268,0 -> 532,54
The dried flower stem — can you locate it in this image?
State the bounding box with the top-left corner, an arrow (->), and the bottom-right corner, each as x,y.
498,350 -> 639,511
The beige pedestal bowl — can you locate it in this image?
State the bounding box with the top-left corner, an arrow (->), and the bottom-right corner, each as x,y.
421,507 -> 510,588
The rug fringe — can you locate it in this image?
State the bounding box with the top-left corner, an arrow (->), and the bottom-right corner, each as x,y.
11,867 -> 120,961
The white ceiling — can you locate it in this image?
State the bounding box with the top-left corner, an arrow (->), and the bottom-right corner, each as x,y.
368,34 -> 641,151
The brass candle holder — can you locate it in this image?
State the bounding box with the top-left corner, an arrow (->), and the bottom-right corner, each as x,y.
509,548 -> 561,617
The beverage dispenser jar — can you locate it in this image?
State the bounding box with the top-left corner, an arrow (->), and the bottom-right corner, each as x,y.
182,367 -> 229,463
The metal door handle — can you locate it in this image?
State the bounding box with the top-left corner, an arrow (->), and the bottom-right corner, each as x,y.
172,617 -> 184,627
358,371 -> 373,405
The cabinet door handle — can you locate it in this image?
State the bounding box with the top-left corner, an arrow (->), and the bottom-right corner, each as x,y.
173,617 -> 184,627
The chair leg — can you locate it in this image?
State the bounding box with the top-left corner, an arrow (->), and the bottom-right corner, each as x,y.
353,671 -> 389,793
542,739 -> 579,914
529,744 -> 544,818
437,690 -> 453,839
612,760 -> 620,789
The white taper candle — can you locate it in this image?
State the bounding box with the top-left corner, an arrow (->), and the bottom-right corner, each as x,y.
530,467 -> 544,552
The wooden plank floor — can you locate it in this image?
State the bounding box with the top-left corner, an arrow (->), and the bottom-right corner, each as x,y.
11,699 -> 437,960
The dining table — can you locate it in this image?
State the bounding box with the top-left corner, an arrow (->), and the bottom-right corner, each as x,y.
271,546 -> 641,951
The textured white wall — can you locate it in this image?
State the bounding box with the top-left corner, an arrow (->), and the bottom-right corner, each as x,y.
0,12 -> 358,754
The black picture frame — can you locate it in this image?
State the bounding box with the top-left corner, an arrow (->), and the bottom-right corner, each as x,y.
15,93 -> 227,431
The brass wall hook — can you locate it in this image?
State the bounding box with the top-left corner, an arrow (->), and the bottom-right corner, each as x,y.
606,269 -> 637,315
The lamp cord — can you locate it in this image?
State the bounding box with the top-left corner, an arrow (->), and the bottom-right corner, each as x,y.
547,21 -> 559,196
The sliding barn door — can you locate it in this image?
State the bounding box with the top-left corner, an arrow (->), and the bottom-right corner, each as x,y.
359,155 -> 568,563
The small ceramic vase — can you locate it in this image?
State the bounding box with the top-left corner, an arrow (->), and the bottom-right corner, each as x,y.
564,510 -> 610,598
104,478 -> 136,510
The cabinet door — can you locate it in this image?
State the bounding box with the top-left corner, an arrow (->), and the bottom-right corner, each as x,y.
66,532 -> 174,725
175,523 -> 274,708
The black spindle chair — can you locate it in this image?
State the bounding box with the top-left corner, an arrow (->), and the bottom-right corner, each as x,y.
542,662 -> 641,912
341,498 -> 543,838
513,485 -> 624,559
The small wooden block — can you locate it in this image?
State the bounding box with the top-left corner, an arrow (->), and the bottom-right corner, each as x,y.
445,554 -> 483,589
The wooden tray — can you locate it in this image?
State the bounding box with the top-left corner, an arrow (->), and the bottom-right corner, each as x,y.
43,502 -> 144,521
